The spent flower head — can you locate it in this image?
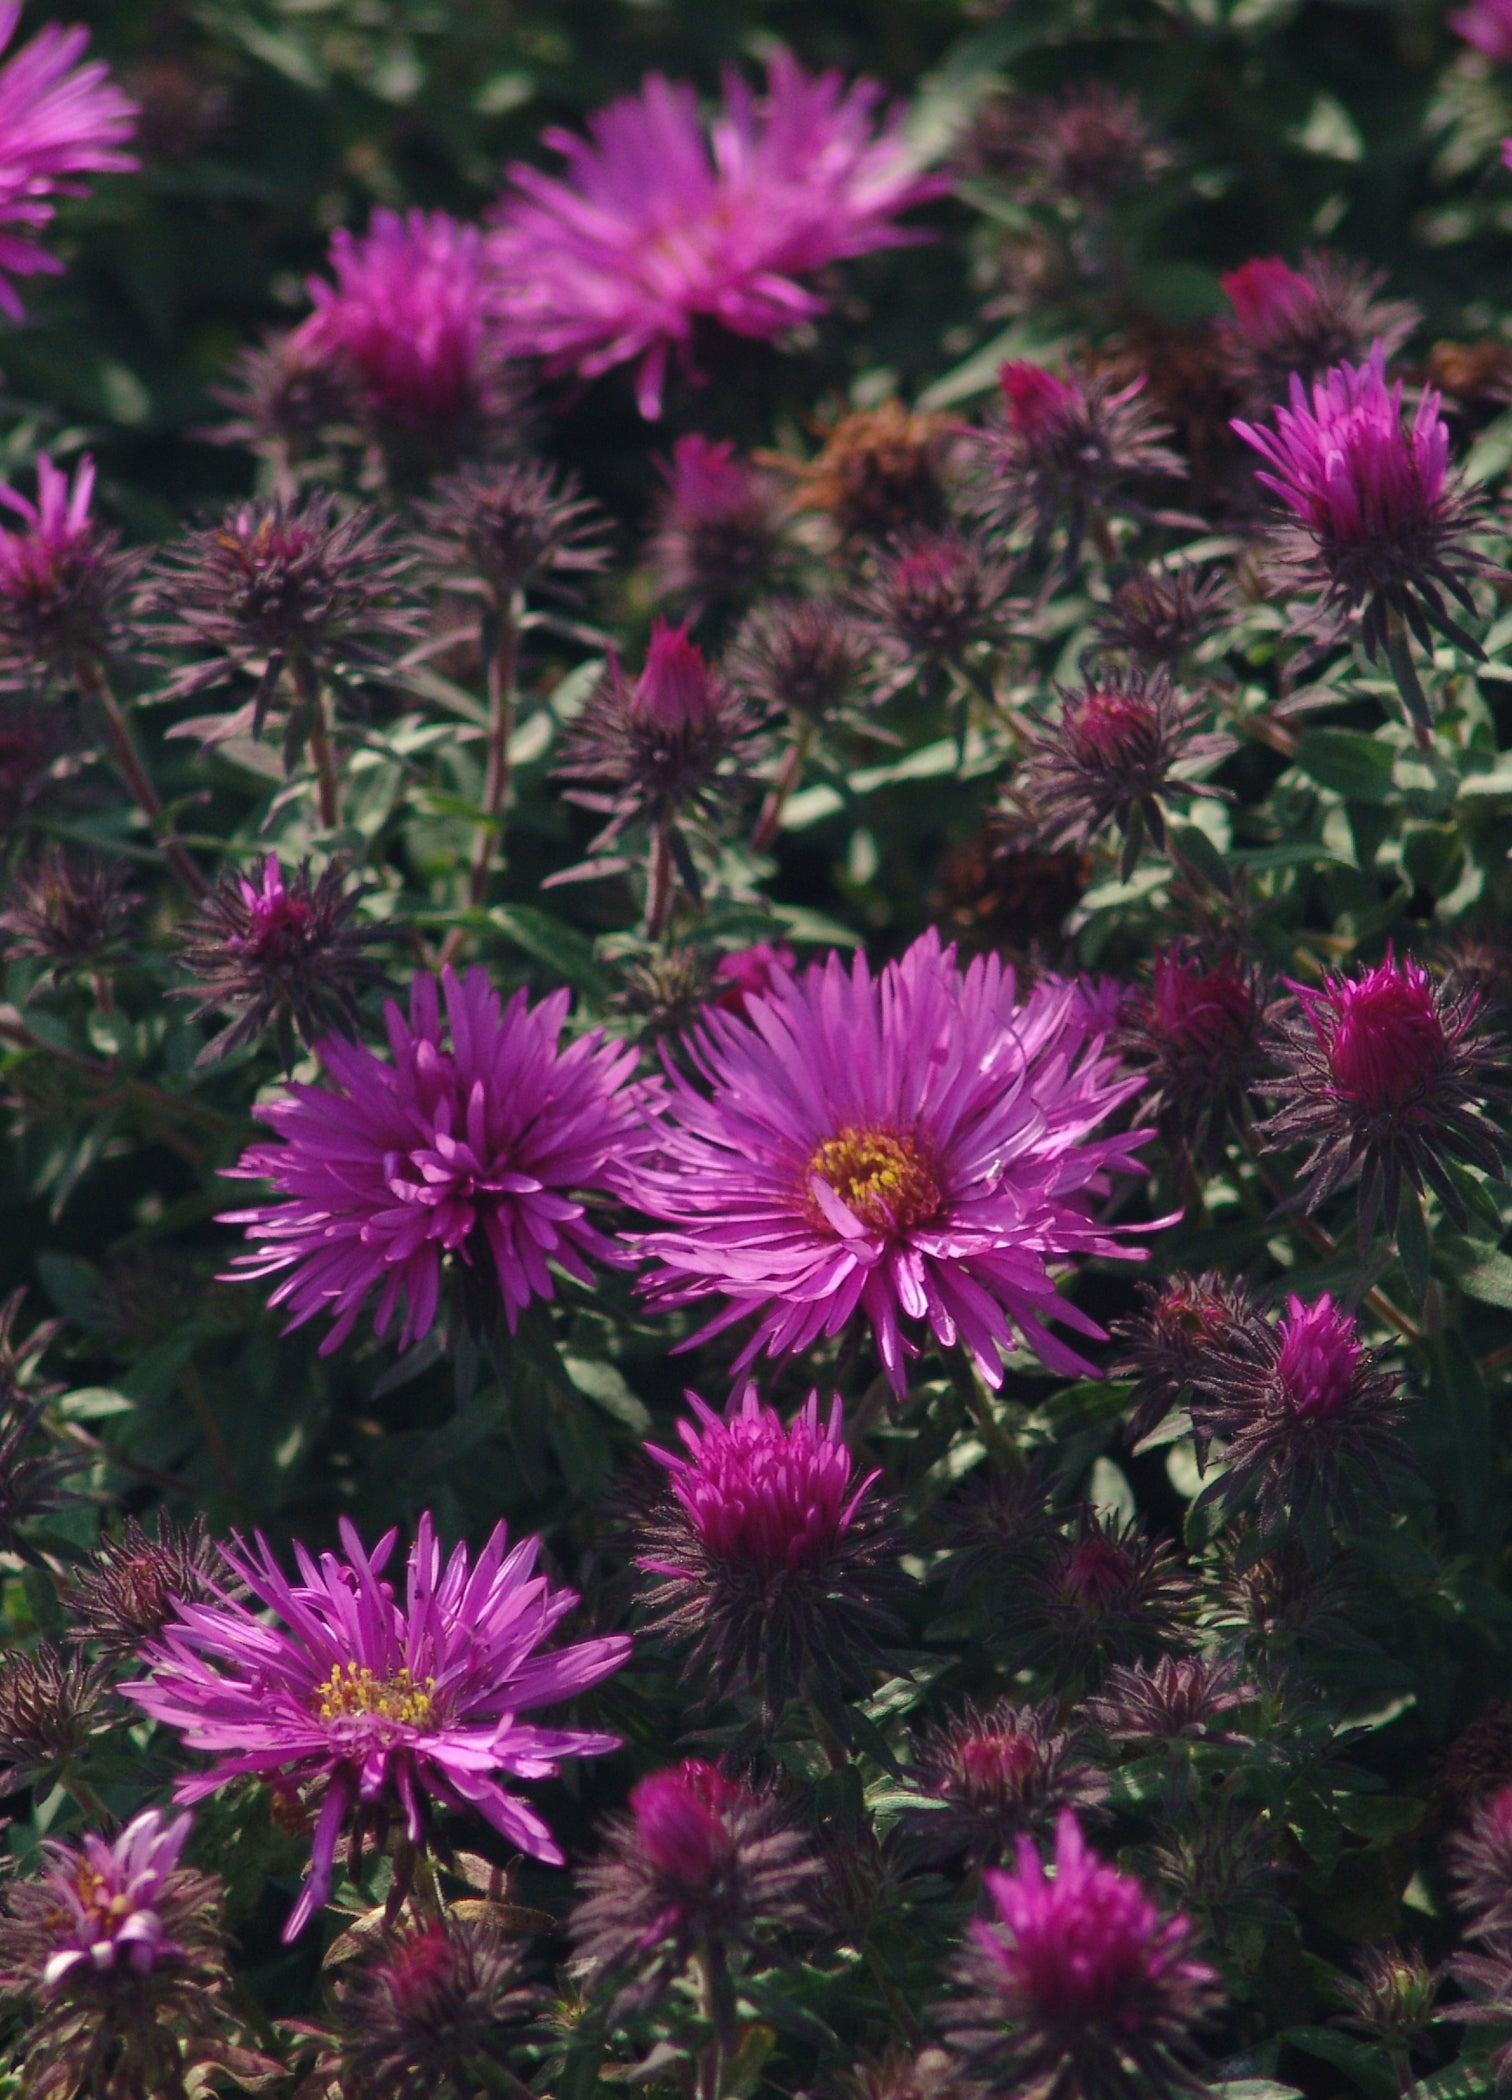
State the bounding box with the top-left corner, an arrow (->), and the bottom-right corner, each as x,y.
787,397 -> 957,543
944,1812 -> 1221,2100
1259,949 -> 1510,1243
572,1757 -> 820,2027
221,964 -> 644,1354
123,1512 -> 629,1940
634,1386 -> 903,1721
1188,1291 -> 1409,1530
174,853 -> 387,1070
0,6 -> 136,320
1232,343 -> 1484,689
489,54 -> 942,418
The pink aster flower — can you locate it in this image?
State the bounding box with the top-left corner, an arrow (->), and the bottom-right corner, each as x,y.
1454,0 -> 1512,61
33,1809 -> 194,1985
712,941 -> 796,1017
0,5 -> 136,321
946,1811 -> 1220,2100
634,929 -> 1156,1394
489,51 -> 943,418
634,1386 -> 903,1718
1232,344 -> 1483,689
122,1513 -> 630,1941
295,207 -> 513,456
220,964 -> 644,1353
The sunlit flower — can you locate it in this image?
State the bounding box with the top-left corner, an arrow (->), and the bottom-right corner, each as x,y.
1232,344 -> 1482,677
634,1386 -> 903,1719
635,930 -> 1154,1393
221,965 -> 644,1353
489,53 -> 942,417
944,1812 -> 1220,2100
123,1513 -> 629,1940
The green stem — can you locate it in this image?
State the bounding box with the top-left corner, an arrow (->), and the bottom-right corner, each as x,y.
74,654 -> 207,897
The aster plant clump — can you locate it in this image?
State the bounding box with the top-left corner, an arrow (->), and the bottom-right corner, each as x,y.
11,6 -> 1512,2098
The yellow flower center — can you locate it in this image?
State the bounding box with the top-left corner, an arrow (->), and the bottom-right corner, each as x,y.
806,1124 -> 942,1236
72,1866 -> 133,1933
314,1662 -> 437,1728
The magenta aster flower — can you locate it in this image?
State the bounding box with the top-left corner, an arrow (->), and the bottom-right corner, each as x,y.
489,52 -> 943,418
634,1386 -> 903,1720
295,207 -> 514,462
712,941 -> 796,1018
220,964 -> 644,1353
635,930 -> 1155,1394
122,1513 -> 630,1941
0,5 -> 136,321
1188,1290 -> 1409,1529
1260,949 -> 1509,1243
945,1812 -> 1220,2100
1232,345 -> 1483,704
1453,0 -> 1512,60
32,1809 -> 195,1986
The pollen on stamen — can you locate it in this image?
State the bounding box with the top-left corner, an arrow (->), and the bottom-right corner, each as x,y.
315,1662 -> 437,1729
806,1125 -> 943,1235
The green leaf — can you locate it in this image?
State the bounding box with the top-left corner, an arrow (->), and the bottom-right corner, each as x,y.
1295,729 -> 1397,804
562,1354 -> 651,1435
1395,1193 -> 1431,1304
486,906 -> 609,997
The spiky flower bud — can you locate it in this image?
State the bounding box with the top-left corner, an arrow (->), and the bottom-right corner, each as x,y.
325,1912 -> 541,2100
1112,1269 -> 1257,1449
416,455 -> 608,607
64,1512 -> 225,1663
972,359 -> 1182,567
0,846 -> 136,983
633,1387 -> 904,1723
905,1699 -> 1108,1864
1016,672 -> 1232,876
855,526 -> 1016,678
725,594 -> 870,730
944,1812 -> 1221,2100
0,1643 -> 105,1793
0,1290 -> 79,1561
1117,944 -> 1272,1166
1260,949 -> 1510,1243
648,435 -> 787,615
1083,1655 -> 1252,1748
174,854 -> 387,1068
0,454 -> 142,686
1091,562 -> 1232,672
572,1759 -> 820,2029
1011,1507 -> 1197,1684
1188,1292 -> 1409,1530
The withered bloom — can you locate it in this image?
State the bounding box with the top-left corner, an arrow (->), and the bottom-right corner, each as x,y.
64,1512 -> 225,1663
786,398 -> 957,544
174,853 -> 386,1068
